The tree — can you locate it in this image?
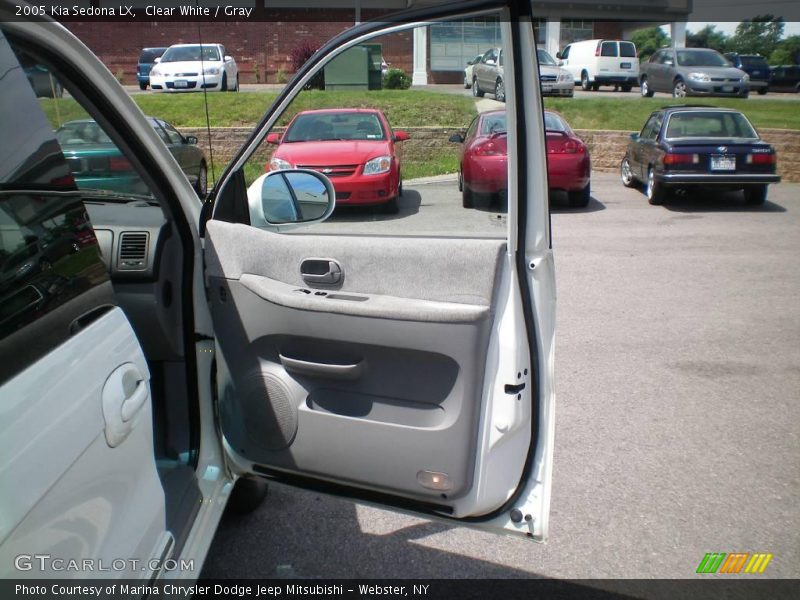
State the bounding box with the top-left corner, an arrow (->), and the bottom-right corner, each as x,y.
769,35 -> 800,65
631,27 -> 671,63
686,25 -> 728,52
725,15 -> 784,57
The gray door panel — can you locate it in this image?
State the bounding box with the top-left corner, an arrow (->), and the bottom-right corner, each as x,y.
206,220 -> 505,502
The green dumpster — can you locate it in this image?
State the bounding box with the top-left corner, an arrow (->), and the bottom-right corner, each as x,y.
325,44 -> 383,91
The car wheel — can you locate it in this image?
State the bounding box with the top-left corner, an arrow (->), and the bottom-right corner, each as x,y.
383,196 -> 399,214
757,87 -> 768,95
139,82 -> 147,91
398,174 -> 403,197
672,78 -> 687,98
228,74 -> 239,92
221,73 -> 228,92
744,184 -> 767,205
741,90 -> 749,99
568,182 -> 591,208
640,77 -> 654,98
464,75 -> 471,89
646,167 -> 665,205
225,477 -> 269,515
495,78 -> 505,102
195,162 -> 208,197
620,157 -> 636,188
457,168 -> 463,192
462,182 -> 474,209
581,71 -> 591,91
621,84 -> 632,92
472,78 -> 484,97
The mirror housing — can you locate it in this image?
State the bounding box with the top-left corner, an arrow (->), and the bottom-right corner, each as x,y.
485,59 -> 496,66
266,132 -> 282,145
185,135 -> 198,145
664,59 -> 674,66
154,57 -> 161,63
393,130 -> 410,142
448,133 -> 464,143
247,169 -> 335,229
224,55 -> 233,62
629,133 -> 639,141
555,51 -> 562,60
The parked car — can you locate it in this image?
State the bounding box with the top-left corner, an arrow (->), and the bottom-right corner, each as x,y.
639,48 -> 749,98
556,39 -> 639,91
0,0 -> 557,578
537,49 -> 574,97
769,65 -> 800,93
620,106 -> 780,205
265,108 -> 409,213
136,46 -> 167,90
471,47 -> 505,101
724,53 -> 770,95
450,109 -> 590,208
463,53 -> 484,88
149,43 -> 239,92
55,117 -> 208,196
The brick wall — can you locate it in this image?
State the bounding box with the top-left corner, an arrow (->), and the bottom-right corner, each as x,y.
183,126 -> 800,183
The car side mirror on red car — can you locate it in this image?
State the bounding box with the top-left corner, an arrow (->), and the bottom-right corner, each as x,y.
448,133 -> 464,143
266,133 -> 282,144
393,130 -> 410,142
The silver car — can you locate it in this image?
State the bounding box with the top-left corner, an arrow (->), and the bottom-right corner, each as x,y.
537,49 -> 573,97
640,47 -> 749,99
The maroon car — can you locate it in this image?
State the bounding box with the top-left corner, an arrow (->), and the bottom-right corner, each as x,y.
450,110 -> 591,208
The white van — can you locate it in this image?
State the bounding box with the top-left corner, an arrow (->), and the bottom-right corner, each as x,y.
557,39 -> 639,91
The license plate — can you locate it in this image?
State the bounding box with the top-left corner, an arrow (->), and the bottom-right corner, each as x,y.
174,80 -> 188,88
711,155 -> 735,170
722,85 -> 733,92
620,62 -> 631,69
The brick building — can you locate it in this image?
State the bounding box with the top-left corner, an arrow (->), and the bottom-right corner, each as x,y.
62,0 -> 692,85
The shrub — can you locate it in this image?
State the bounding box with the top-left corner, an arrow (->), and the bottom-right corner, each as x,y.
289,41 -> 323,89
383,67 -> 411,90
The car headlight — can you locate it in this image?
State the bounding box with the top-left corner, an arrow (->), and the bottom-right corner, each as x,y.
741,73 -> 750,82
150,67 -> 161,77
559,71 -> 571,82
203,66 -> 220,75
363,155 -> 392,175
688,72 -> 711,83
269,157 -> 293,171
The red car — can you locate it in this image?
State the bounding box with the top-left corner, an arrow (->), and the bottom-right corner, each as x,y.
265,109 -> 409,213
451,109 -> 591,208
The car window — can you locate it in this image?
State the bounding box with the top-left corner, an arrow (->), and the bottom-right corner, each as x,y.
537,49 -> 557,66
665,112 -> 758,139
480,113 -> 507,135
544,112 -> 567,132
619,42 -> 636,58
560,45 -> 570,59
739,56 -> 768,69
139,48 -> 164,63
161,122 -> 185,145
161,45 -> 220,63
640,113 -> 661,140
676,50 -> 728,67
600,42 -> 617,57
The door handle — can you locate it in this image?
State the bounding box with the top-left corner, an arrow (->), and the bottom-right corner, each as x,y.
102,362 -> 149,447
279,354 -> 364,381
300,258 -> 342,285
121,379 -> 148,422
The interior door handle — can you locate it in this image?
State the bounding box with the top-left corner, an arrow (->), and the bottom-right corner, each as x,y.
300,258 -> 342,285
279,354 -> 364,381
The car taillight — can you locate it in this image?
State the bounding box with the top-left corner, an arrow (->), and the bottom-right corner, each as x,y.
746,153 -> 776,165
475,141 -> 505,156
108,156 -> 132,171
548,139 -> 585,154
663,153 -> 699,165
595,42 -> 601,57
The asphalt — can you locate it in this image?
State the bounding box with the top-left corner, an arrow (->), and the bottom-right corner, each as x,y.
200,173 -> 800,579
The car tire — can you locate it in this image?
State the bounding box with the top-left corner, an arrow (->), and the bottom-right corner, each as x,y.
221,73 -> 228,92
228,74 -> 239,92
744,184 -> 767,205
195,162 -> 208,197
581,71 -> 591,91
495,78 -> 505,102
225,477 -> 269,515
139,82 -> 147,91
741,90 -> 749,99
462,183 -> 474,209
457,168 -> 463,192
646,167 -> 665,205
464,75 -> 471,89
621,84 -> 632,92
672,78 -> 687,98
757,87 -> 768,95
620,156 -> 636,188
383,196 -> 399,214
472,78 -> 484,98
568,182 -> 591,208
640,77 -> 654,98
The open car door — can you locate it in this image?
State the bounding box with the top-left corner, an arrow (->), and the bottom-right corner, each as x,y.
205,0 -> 556,540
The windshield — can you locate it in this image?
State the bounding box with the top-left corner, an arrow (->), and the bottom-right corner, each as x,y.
55,121 -> 112,145
544,112 -> 567,132
665,112 -> 758,139
160,45 -> 220,63
676,50 -> 730,68
284,112 -> 386,142
537,49 -> 557,66
739,56 -> 768,69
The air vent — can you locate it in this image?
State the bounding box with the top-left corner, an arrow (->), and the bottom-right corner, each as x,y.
118,231 -> 149,271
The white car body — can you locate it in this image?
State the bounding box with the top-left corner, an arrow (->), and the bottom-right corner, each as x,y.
149,43 -> 239,92
463,54 -> 483,88
558,38 -> 639,91
0,0 -> 556,581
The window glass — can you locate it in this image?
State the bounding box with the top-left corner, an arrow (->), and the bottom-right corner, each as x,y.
560,45 -> 570,60
600,42 -> 617,57
619,42 -> 637,58
430,17 -> 501,72
560,20 -> 593,47
665,112 -> 758,139
640,114 -> 659,139
161,122 -> 185,145
161,44 -> 220,63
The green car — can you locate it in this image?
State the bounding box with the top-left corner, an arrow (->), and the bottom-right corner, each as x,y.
55,118 -> 208,197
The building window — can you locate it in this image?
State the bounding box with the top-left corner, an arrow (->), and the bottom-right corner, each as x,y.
561,19 -> 594,47
430,17 -> 501,71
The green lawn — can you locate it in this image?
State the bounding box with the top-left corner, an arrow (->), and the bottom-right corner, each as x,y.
543,96 -> 800,132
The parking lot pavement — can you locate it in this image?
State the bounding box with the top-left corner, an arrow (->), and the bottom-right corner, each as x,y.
201,173 -> 800,579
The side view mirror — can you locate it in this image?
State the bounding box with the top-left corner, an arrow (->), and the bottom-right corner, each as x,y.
485,59 -> 496,66
224,55 -> 233,62
185,135 -> 198,145
393,130 -> 410,142
154,57 -> 161,63
247,169 -> 335,228
448,133 -> 464,143
266,132 -> 282,145
555,52 -> 562,60
664,59 -> 674,67
629,133 -> 639,141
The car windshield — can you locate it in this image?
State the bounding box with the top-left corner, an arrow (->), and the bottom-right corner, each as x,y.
665,112 -> 758,139
283,112 -> 386,142
160,45 -> 220,63
480,113 -> 506,135
537,49 -> 557,66
676,50 -> 729,67
139,48 -> 165,63
55,121 -> 112,145
739,56 -> 768,69
544,112 -> 567,132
